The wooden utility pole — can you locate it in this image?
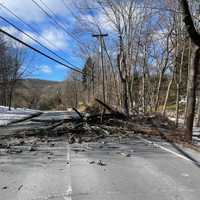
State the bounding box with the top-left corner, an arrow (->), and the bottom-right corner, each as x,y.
92,33 -> 108,104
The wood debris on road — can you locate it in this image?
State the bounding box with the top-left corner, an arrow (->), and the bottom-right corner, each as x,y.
0,99 -> 198,153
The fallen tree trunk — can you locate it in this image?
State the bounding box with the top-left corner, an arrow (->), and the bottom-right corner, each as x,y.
95,98 -> 127,119
5,112 -> 43,126
72,107 -> 84,119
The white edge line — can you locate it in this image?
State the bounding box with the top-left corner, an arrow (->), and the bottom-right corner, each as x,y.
137,135 -> 191,162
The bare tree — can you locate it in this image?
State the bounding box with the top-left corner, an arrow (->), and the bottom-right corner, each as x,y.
179,0 -> 200,141
0,35 -> 26,110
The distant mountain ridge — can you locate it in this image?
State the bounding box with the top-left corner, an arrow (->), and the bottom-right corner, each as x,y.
19,78 -> 61,88
12,78 -> 65,109
15,78 -> 62,92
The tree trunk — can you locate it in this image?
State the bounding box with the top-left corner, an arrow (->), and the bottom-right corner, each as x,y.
179,0 -> 200,141
124,79 -> 129,116
175,43 -> 185,127
8,87 -> 14,111
142,66 -> 146,114
162,69 -> 175,115
185,47 -> 200,141
184,39 -> 192,125
196,96 -> 200,127
155,71 -> 163,112
117,34 -> 129,116
175,83 -> 180,127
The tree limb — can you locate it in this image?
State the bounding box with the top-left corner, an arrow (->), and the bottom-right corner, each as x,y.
180,0 -> 200,46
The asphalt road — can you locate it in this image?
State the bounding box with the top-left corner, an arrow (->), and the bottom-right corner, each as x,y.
0,111 -> 200,200
0,135 -> 200,200
0,111 -> 79,137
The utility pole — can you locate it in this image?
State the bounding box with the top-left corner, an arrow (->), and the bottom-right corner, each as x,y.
92,33 -> 108,104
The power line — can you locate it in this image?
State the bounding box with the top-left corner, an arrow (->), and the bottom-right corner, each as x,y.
0,16 -> 81,71
0,15 -> 82,72
31,0 -> 85,48
38,0 -> 83,43
0,3 -> 62,52
0,3 -> 80,70
0,28 -> 83,74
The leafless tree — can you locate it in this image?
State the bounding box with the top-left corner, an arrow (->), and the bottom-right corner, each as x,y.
0,35 -> 26,110
179,0 -> 200,141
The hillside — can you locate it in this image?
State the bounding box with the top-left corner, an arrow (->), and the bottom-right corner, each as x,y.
13,79 -> 64,110
18,78 -> 61,89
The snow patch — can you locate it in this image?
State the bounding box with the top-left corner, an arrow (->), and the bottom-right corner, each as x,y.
0,106 -> 38,126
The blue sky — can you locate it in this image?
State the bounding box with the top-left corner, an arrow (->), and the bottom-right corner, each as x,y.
0,0 -> 167,81
0,0 -> 92,81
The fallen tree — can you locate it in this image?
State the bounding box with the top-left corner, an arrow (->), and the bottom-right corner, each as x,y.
0,100 -> 196,148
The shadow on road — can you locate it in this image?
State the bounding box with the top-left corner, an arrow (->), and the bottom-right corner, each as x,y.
159,131 -> 200,168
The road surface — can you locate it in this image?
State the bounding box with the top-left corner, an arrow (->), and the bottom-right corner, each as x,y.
0,111 -> 200,200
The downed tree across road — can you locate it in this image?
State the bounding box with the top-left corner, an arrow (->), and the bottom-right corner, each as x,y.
0,100 -> 197,149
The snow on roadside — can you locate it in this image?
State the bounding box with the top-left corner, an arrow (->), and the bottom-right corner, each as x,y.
0,106 -> 39,126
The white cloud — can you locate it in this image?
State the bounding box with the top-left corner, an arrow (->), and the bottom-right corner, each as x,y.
39,65 -> 52,74
1,26 -> 37,45
1,25 -> 37,48
0,0 -> 70,23
96,12 -> 115,32
1,25 -> 17,35
56,64 -> 68,70
1,25 -> 68,50
40,27 -> 68,50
